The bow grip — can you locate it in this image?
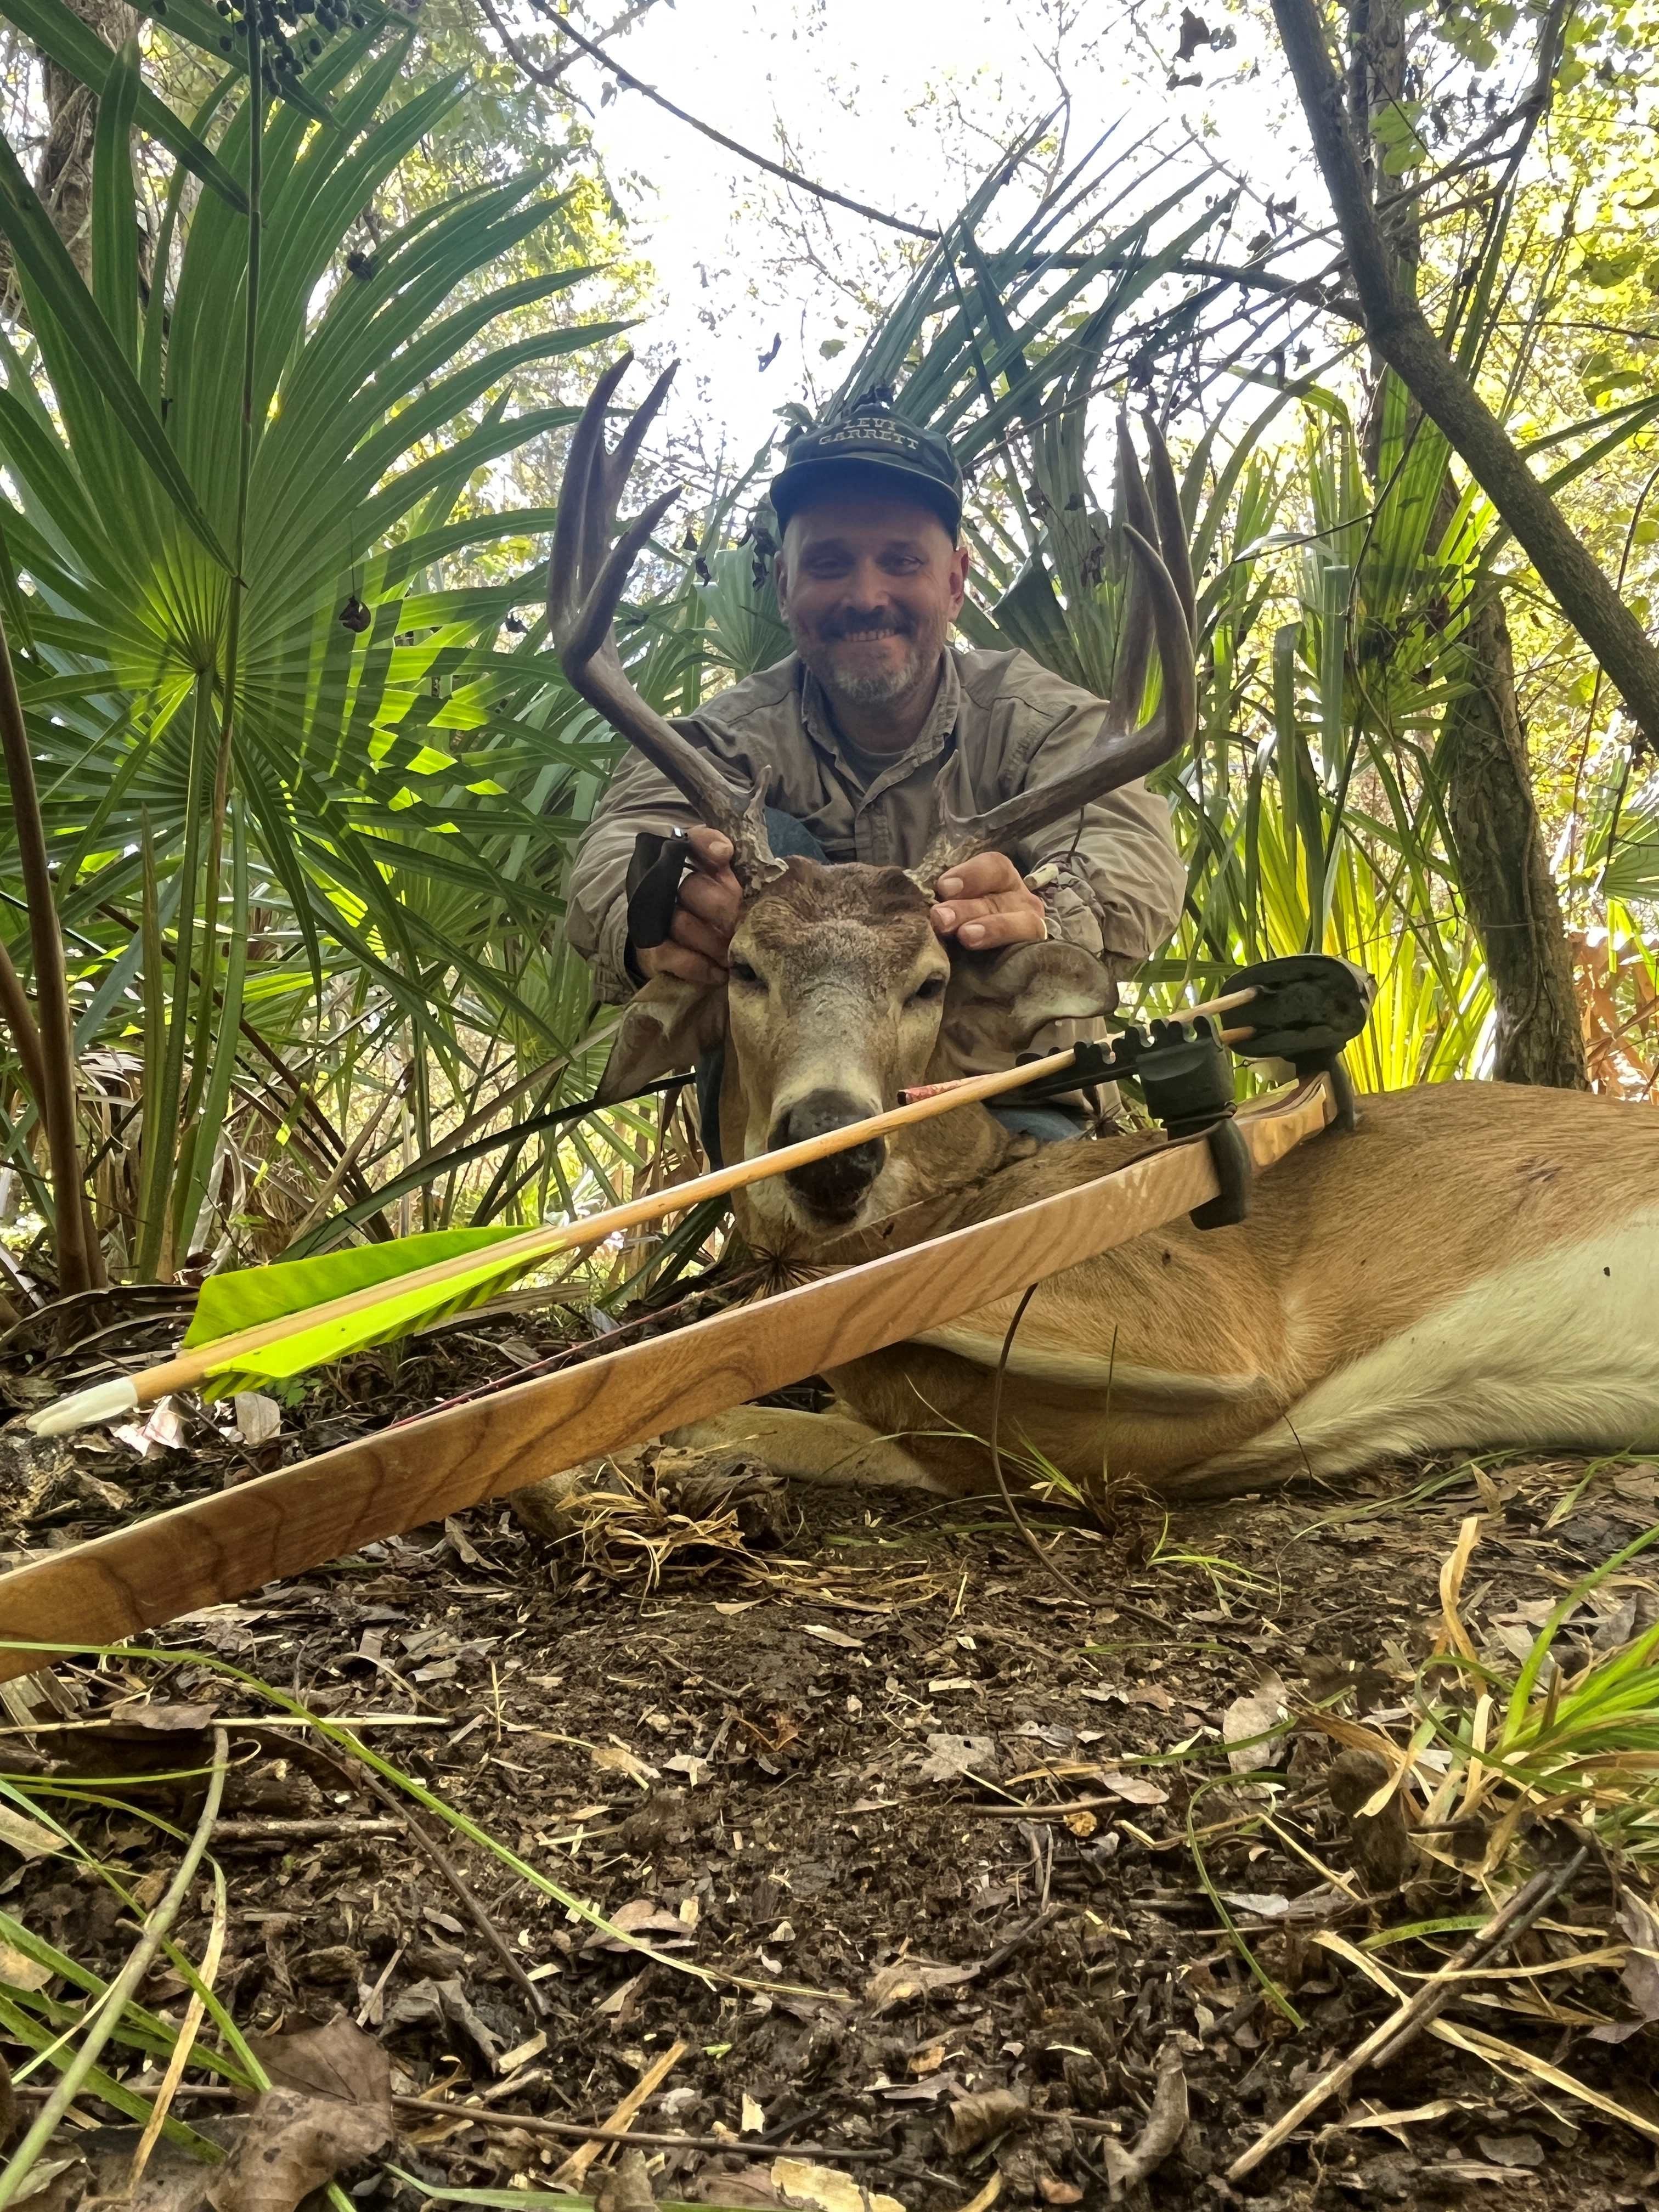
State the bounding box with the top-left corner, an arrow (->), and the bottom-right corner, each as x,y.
625,828 -> 693,953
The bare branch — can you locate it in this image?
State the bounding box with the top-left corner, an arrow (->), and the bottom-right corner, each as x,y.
478,0 -> 941,241
1270,0 -> 1659,747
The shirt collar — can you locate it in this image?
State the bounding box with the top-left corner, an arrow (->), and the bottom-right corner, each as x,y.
797,649 -> 961,787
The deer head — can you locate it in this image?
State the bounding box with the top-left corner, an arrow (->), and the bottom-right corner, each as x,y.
555,358 -> 1197,1239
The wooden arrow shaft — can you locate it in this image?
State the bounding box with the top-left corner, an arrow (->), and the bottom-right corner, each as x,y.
106,1043 -> 1086,1412
0,1081 -> 1333,1681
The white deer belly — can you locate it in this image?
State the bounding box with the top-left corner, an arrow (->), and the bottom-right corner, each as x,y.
1200,1211 -> 1659,1480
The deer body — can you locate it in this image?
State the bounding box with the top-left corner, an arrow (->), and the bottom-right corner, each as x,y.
551,364 -> 1657,1506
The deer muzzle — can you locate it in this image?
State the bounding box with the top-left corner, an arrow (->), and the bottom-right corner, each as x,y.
772,1090 -> 887,1223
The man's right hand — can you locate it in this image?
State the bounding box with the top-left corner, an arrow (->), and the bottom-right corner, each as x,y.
634,827 -> 742,987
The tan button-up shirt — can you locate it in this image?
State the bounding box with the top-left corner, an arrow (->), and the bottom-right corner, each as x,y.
568,646 -> 1186,1014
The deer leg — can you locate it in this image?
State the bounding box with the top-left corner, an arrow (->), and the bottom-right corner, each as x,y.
668,1406 -> 955,1493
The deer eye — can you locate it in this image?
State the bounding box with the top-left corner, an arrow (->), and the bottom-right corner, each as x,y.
729,959 -> 761,986
908,974 -> 947,1005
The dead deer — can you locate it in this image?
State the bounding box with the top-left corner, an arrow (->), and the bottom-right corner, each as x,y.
550,360 -> 1659,1503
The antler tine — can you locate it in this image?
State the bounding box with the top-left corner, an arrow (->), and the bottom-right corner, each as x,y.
1141,414 -> 1196,643
549,360 -> 781,888
910,518 -> 1195,889
1106,414 -> 1159,729
548,351 -> 634,637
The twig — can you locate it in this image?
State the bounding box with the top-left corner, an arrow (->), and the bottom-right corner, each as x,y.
988,1284 -> 1087,1604
1227,1848 -> 1588,2181
318,1752 -> 549,2020
551,2038 -> 687,2186
0,1725 -> 227,2208
213,1817 -> 405,1842
479,0 -> 940,240
973,1903 -> 1070,1978
973,1795 -> 1128,1821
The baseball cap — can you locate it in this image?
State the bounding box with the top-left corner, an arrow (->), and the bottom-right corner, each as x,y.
769,392 -> 963,538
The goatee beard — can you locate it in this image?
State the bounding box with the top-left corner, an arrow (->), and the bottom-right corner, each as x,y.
812,634 -> 930,708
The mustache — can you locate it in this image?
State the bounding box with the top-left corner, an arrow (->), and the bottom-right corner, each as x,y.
821,612 -> 915,641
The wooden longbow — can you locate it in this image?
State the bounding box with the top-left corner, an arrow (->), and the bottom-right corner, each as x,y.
0,1076 -> 1333,1681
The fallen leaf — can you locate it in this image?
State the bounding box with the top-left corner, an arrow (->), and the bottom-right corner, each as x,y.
207,2086 -> 391,2212
742,2092 -> 765,2133
1617,1893 -> 1659,2023
919,1734 -> 998,1782
946,2089 -> 1028,2152
1223,1674 -> 1288,1773
0,1806 -> 60,1861
382,1977 -> 501,2068
213,2015 -> 392,2212
865,1957 -> 980,2014
593,2149 -> 656,2212
592,1742 -> 658,1784
584,1899 -> 692,1951
770,2158 -> 904,2212
1096,1769 -> 1168,1807
1038,2181 -> 1083,2206
442,1515 -> 483,1566
803,1624 -> 864,1650
232,1392 -> 281,1446
1476,2132 -> 1545,2169
0,1937 -> 50,1991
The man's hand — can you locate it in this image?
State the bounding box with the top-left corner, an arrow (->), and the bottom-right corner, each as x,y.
930,851 -> 1047,949
634,827 -> 742,988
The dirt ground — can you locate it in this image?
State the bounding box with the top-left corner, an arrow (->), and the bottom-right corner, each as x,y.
2,1324 -> 1658,2211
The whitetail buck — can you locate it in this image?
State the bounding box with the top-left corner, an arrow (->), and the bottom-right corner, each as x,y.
552,360 -> 1659,1502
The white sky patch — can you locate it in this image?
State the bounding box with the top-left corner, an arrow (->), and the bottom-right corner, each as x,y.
515,0 -> 1310,471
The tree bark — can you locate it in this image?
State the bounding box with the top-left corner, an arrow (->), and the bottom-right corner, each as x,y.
0,0 -> 138,308
1438,585 -> 1587,1085
1271,0 -> 1659,752
1345,0 -> 1588,1087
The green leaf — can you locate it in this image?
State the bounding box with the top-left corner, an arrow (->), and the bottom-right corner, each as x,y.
0,129 -> 231,568
92,38 -> 142,365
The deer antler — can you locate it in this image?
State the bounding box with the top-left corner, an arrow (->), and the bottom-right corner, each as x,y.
909,413 -> 1197,890
549,355 -> 781,888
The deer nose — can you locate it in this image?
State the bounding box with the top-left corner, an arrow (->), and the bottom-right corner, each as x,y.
772,1091 -> 886,1220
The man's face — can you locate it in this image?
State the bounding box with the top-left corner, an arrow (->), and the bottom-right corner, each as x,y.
775,494 -> 969,725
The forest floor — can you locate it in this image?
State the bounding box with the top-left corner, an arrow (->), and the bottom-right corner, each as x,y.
1,1314 -> 1657,2212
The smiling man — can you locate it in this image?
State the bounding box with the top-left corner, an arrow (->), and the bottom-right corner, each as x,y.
567,392 -> 1186,1138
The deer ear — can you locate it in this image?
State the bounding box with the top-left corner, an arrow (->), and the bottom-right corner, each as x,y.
941,940 -> 1118,1058
596,977 -> 728,1106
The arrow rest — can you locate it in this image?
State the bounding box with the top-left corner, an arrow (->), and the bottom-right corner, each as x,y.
1016,952 -> 1376,1231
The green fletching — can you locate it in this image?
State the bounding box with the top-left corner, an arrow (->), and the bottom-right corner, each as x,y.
183,1227 -> 543,1396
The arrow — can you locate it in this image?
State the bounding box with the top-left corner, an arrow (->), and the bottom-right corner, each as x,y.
27,1040 -> 1090,1437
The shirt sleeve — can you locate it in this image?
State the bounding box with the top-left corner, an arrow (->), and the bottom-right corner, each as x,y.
566,741 -> 715,1003
1011,697 -> 1187,979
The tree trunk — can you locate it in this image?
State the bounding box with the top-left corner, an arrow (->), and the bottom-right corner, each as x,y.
1272,0 -> 1659,754
0,0 -> 138,308
1348,0 -> 1587,1087
1438,582 -> 1587,1085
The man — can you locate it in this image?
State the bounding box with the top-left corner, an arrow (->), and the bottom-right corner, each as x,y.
567,393 -> 1187,1136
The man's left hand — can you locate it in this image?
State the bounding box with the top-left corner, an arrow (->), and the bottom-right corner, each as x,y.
930,852 -> 1048,949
